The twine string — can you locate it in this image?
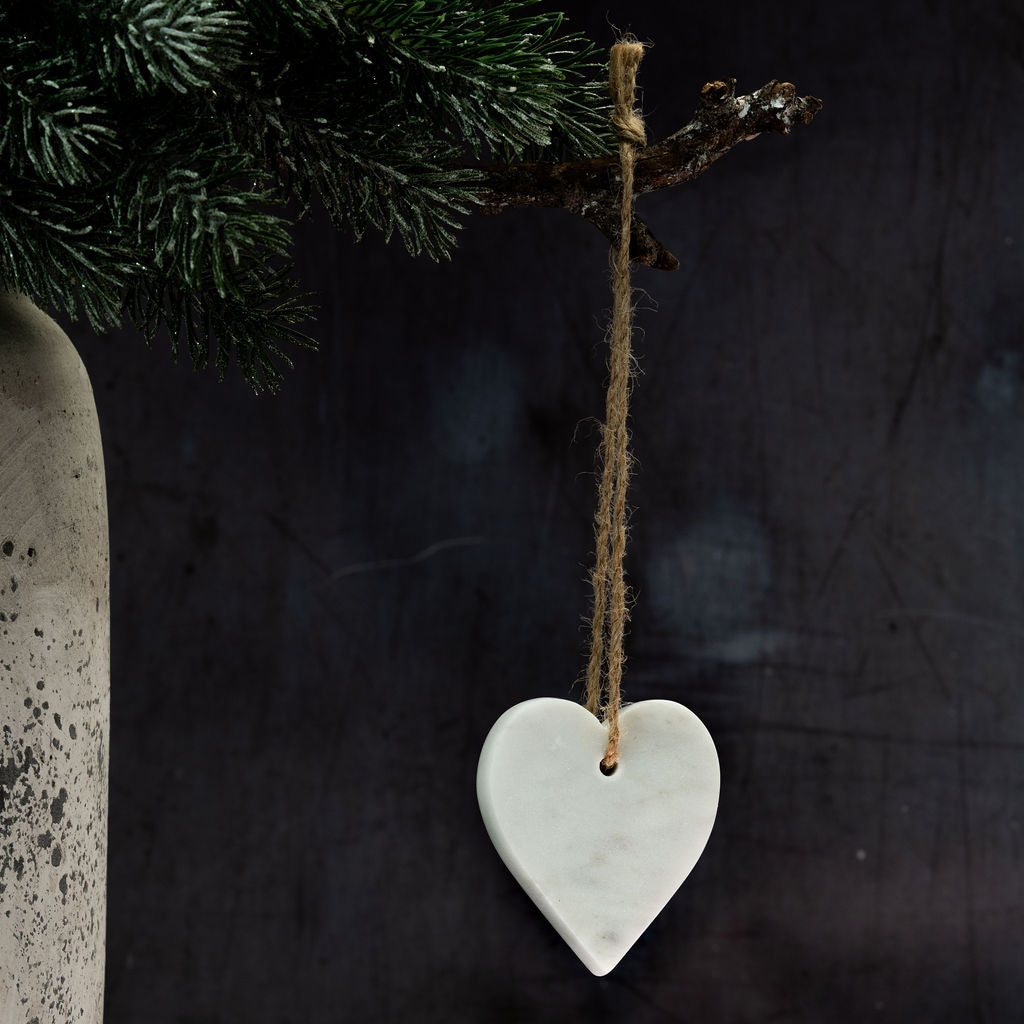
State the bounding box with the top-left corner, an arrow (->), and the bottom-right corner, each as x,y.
585,40 -> 646,771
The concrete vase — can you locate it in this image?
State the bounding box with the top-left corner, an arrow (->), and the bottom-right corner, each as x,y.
0,292 -> 109,1023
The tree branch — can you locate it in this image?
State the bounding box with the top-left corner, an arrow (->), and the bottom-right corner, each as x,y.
476,78 -> 822,270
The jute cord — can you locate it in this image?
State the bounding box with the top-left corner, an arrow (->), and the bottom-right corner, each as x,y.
586,39 -> 646,770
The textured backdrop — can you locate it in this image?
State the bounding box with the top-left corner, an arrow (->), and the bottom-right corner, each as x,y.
64,0 -> 1024,1020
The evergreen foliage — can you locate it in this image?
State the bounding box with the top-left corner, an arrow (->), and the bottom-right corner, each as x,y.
0,1 -> 610,390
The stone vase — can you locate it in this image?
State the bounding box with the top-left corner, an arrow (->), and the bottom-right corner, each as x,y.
0,292 -> 109,1023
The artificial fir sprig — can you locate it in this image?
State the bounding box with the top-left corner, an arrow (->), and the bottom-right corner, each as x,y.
0,45 -> 118,187
335,1 -> 610,158
0,183 -> 135,327
125,265 -> 317,392
0,0 -> 611,390
101,0 -> 248,95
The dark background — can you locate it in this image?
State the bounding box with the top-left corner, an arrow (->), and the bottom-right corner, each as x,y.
63,0 -> 1024,1020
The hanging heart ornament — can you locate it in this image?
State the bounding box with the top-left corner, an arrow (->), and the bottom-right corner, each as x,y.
477,697 -> 720,975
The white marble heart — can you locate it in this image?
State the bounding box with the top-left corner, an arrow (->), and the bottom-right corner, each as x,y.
477,697 -> 719,975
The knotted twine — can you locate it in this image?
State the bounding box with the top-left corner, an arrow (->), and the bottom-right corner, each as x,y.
586,40 -> 646,771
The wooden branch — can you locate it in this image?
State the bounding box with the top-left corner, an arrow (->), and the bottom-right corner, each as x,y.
477,79 -> 822,270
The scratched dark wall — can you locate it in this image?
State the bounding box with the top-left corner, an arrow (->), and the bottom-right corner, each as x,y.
63,0 -> 1024,1021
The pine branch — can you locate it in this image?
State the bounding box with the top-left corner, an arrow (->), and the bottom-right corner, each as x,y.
336,1 -> 611,159
126,265 -> 316,394
220,83 -> 484,260
102,0 -> 248,94
0,2 -> 821,390
220,1 -> 612,259
113,131 -> 294,295
0,184 -> 136,327
477,79 -> 823,270
0,43 -> 118,186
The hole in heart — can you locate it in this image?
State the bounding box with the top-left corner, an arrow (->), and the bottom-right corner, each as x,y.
599,759 -> 618,777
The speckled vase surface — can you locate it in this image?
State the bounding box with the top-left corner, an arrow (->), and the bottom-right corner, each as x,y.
0,292 -> 109,1023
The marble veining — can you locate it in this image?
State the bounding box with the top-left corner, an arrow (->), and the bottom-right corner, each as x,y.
477,697 -> 720,975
